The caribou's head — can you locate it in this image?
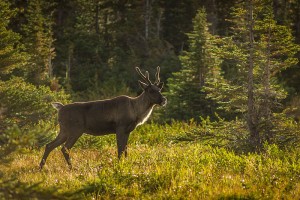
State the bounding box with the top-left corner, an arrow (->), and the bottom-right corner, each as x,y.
136,66 -> 167,106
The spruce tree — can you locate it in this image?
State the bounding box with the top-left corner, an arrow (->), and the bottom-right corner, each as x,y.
165,8 -> 222,121
0,0 -> 27,74
21,0 -> 55,83
206,0 -> 300,147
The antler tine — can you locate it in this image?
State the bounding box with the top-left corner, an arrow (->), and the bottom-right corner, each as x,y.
145,71 -> 150,81
135,67 -> 151,84
154,66 -> 160,85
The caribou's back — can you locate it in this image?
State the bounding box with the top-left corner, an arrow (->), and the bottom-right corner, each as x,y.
58,95 -> 135,136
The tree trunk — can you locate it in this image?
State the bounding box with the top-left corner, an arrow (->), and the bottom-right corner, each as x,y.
95,3 -> 100,34
263,20 -> 272,142
247,0 -> 260,149
47,38 -> 54,79
156,8 -> 163,38
66,44 -> 73,89
295,1 -> 300,44
145,0 -> 151,39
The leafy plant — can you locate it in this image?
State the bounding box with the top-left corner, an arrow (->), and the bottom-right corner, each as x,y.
0,77 -> 69,132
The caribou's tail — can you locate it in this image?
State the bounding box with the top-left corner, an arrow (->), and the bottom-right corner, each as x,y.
51,102 -> 64,111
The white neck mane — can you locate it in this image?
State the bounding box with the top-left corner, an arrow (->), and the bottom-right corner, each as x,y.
136,106 -> 154,126
133,92 -> 155,127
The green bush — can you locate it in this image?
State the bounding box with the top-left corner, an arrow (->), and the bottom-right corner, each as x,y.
0,77 -> 70,133
172,114 -> 300,153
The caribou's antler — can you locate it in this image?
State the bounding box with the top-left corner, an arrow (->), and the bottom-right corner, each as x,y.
154,66 -> 160,85
136,67 -> 152,85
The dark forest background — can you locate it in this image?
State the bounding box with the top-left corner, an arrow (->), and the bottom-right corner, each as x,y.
1,0 -> 300,149
1,1 -> 300,198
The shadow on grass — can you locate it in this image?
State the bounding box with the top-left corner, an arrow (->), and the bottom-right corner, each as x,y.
0,177 -> 80,200
218,194 -> 256,200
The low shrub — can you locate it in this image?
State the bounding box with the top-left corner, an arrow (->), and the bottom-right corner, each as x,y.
0,77 -> 70,133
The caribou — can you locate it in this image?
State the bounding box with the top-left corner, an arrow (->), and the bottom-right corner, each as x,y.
39,66 -> 167,169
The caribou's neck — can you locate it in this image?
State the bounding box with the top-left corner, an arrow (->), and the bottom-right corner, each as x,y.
132,92 -> 155,125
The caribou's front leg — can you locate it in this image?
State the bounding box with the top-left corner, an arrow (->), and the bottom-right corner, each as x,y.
116,127 -> 130,159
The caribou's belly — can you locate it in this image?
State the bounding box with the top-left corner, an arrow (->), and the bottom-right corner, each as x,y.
85,121 -> 116,136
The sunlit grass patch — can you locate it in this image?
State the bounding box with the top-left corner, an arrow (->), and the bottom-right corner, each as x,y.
1,123 -> 300,199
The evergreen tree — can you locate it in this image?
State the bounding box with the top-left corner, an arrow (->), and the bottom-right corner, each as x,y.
165,8 -> 222,121
0,0 -> 27,74
206,0 -> 300,147
21,0 -> 55,83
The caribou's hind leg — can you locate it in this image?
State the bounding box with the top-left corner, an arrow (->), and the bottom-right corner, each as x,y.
39,132 -> 67,170
61,133 -> 82,170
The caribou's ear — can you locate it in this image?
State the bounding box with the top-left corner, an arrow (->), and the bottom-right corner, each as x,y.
138,80 -> 148,90
157,82 -> 164,90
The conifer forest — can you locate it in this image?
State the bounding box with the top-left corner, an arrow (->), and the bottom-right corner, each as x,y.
1,0 -> 300,199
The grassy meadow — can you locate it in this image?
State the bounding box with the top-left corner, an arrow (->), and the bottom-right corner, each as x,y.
1,122 -> 300,199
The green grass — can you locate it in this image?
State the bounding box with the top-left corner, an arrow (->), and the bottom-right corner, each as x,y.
1,122 -> 300,199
